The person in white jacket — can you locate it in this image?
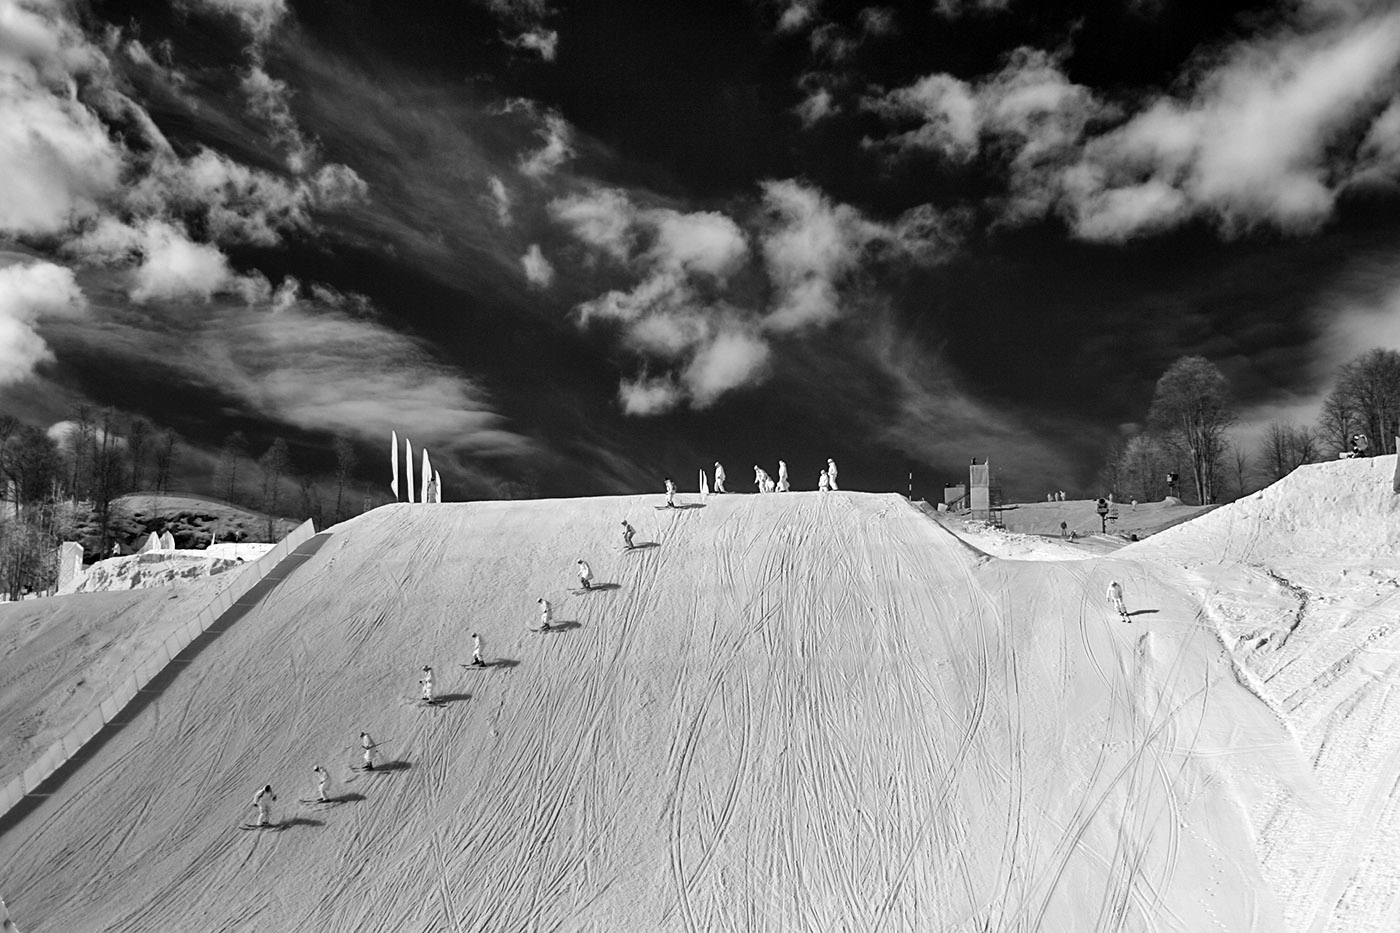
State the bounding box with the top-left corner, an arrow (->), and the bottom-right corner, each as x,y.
776,460 -> 790,493
714,462 -> 726,493
471,633 -> 486,667
819,469 -> 830,492
1107,580 -> 1129,620
419,665 -> 435,703
577,559 -> 593,591
252,784 -> 277,826
621,519 -> 636,550
826,459 -> 839,490
360,732 -> 377,770
313,765 -> 330,802
538,597 -> 553,630
664,478 -> 677,508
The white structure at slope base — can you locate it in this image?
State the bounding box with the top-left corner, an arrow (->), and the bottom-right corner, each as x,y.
406,438 -> 415,503
158,531 -> 176,551
390,430 -> 399,500
136,532 -> 160,554
56,542 -> 83,592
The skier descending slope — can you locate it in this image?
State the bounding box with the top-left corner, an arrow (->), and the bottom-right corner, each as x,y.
621,519 -> 636,550
360,732 -> 377,770
252,784 -> 277,827
1107,580 -> 1130,621
419,666 -> 435,704
827,458 -> 839,490
714,462 -> 726,493
538,597 -> 553,631
577,559 -> 593,591
312,765 -> 330,802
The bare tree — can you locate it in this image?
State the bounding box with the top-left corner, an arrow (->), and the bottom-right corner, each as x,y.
154,428 -> 179,494
127,417 -> 151,490
217,431 -> 247,502
1330,348 -> 1400,454
1147,356 -> 1235,505
1318,390 -> 1355,455
1262,422 -> 1320,481
258,438 -> 291,539
1228,443 -> 1253,500
332,435 -> 357,521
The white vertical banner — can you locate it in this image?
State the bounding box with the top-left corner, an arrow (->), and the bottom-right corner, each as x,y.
390,430 -> 399,500
434,470 -> 442,503
405,438 -> 416,503
421,449 -> 433,503
700,470 -> 709,501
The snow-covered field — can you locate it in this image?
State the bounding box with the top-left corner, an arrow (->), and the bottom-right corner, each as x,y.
0,460 -> 1397,931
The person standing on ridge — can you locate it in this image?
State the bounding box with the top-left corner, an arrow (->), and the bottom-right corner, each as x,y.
471,633 -> 486,667
827,459 -> 839,490
777,460 -> 789,491
664,478 -> 677,508
538,597 -> 553,630
419,665 -> 435,703
621,519 -> 636,550
360,732 -> 377,770
313,765 -> 330,802
1107,580 -> 1130,621
252,784 -> 277,827
819,469 -> 831,492
577,559 -> 593,591
714,462 -> 726,493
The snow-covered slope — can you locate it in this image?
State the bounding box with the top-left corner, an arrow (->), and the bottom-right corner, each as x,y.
0,491 -> 1308,931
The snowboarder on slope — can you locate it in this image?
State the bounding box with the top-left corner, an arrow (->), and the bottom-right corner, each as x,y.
360,732 -> 377,770
1107,580 -> 1129,621
252,784 -> 277,826
819,469 -> 830,492
827,459 -> 839,490
577,559 -> 593,591
621,519 -> 636,550
419,666 -> 435,703
471,633 -> 486,667
313,765 -> 330,802
664,478 -> 677,508
538,597 -> 553,630
714,462 -> 726,493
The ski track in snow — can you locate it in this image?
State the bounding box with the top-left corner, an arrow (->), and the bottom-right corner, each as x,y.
0,459 -> 1398,931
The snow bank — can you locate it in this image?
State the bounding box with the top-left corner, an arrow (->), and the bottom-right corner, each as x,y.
60,551 -> 244,595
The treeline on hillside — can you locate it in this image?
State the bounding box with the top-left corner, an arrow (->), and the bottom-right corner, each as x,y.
1100,348 -> 1400,505
0,408 -> 373,597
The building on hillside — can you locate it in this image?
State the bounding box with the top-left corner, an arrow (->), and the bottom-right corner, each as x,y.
968,458 -> 1006,528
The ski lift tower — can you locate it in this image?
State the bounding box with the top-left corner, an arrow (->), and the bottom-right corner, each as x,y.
969,458 -> 1006,528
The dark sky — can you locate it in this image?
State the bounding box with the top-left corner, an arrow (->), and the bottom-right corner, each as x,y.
2,0 -> 1399,504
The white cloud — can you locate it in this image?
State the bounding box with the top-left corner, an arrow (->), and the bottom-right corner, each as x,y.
795,86 -> 838,127
859,7 -> 897,36
241,61 -> 314,172
0,1 -> 124,237
776,0 -> 819,34
487,175 -> 513,226
508,28 -> 558,61
758,178 -> 885,332
549,187 -> 635,261
682,326 -> 771,407
0,258 -> 86,383
647,209 -> 748,279
181,0 -> 289,41
865,8 -> 1400,240
933,0 -> 1012,16
521,243 -> 555,287
618,374 -> 681,415
130,220 -> 235,303
519,111 -> 573,179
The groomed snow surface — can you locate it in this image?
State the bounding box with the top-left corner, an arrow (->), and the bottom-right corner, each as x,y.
0,458 -> 1397,932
